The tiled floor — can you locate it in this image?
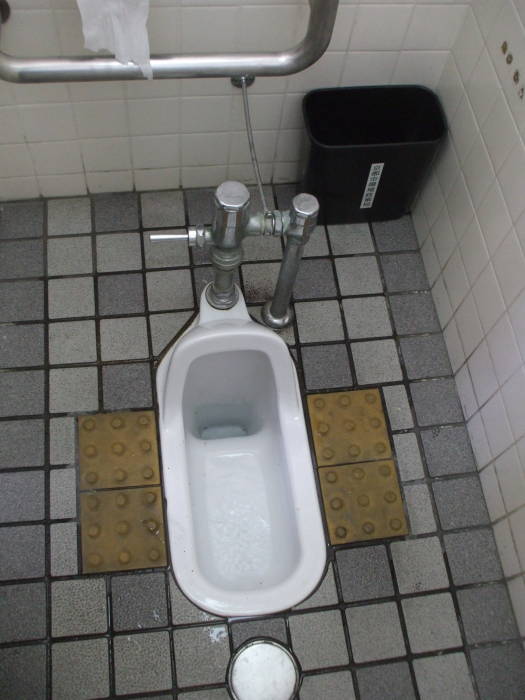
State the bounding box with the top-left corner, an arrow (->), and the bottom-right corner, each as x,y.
0,186 -> 524,700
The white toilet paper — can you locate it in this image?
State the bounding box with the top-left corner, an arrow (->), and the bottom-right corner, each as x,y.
77,0 -> 153,79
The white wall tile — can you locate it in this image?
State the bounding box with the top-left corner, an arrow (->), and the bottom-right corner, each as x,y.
181,133 -> 230,167
86,171 -> 134,194
509,507 -> 525,569
430,205 -> 457,266
0,144 -> 36,178
38,173 -> 87,198
455,362 -> 478,419
131,135 -> 180,170
459,215 -> 489,285
405,5 -> 467,50
340,51 -> 398,86
350,5 -> 413,51
455,291 -> 484,358
74,101 -> 128,139
496,445 -> 525,513
465,48 -> 500,126
443,317 -> 465,372
486,313 -> 522,386
498,144 -> 525,223
501,368 -> 525,441
446,173 -> 475,240
480,94 -> 520,173
468,341 -> 499,406
435,137 -> 461,200
421,236 -> 441,286
443,247 -> 469,310
480,463 -> 507,520
452,8 -> 484,82
128,99 -> 180,136
492,229 -> 525,306
29,141 -> 83,175
462,133 -> 495,208
472,263 -> 506,334
493,518 -> 521,576
21,103 -> 77,142
392,51 -> 448,89
432,275 -> 453,327
508,577 -> 525,636
449,95 -> 479,164
467,412 -> 492,469
481,391 -> 514,459
81,138 -> 132,173
476,180 -> 512,255
134,168 -> 180,192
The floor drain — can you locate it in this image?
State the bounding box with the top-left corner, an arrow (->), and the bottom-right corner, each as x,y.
227,639 -> 300,700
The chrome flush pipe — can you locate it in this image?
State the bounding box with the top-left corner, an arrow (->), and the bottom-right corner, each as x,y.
0,0 -> 339,83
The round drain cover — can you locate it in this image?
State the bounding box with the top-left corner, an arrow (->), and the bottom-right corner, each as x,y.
228,639 -> 300,700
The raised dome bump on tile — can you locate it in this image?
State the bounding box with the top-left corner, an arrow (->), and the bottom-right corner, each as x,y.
344,420 -> 356,432
84,444 -> 97,458
116,493 -> 128,507
148,548 -> 160,562
358,494 -> 370,507
348,444 -> 361,458
143,491 -> 157,505
384,491 -> 397,503
88,553 -> 102,566
325,471 -> 337,483
322,447 -> 334,460
338,395 -> 350,407
335,526 -> 347,538
119,550 -> 131,565
352,467 -> 365,480
88,524 -> 100,538
318,422 -> 329,435
142,466 -> 154,480
365,392 -> 377,404
112,442 -> 125,456
87,495 -> 99,511
362,521 -> 375,534
379,463 -> 391,477
144,518 -> 158,533
111,416 -> 124,429
138,414 -> 150,427
390,518 -> 402,531
314,398 -> 325,409
140,439 -> 152,453
375,442 -> 387,454
369,417 -> 381,429
86,471 -> 98,485
114,469 -> 127,483
83,418 -> 96,431
116,520 -> 130,535
330,497 -> 343,511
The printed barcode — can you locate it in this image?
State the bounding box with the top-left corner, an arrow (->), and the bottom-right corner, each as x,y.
360,162 -> 384,209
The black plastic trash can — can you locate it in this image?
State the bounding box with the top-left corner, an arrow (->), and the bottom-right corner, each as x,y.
302,85 -> 446,224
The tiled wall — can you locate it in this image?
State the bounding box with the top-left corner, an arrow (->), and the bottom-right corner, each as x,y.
0,0 -> 467,199
412,0 -> 525,636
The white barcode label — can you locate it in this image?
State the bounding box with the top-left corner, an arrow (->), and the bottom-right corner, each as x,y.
360,162 -> 384,209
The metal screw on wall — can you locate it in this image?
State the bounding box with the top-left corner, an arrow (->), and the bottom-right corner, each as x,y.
514,70 -> 520,84
507,53 -> 514,65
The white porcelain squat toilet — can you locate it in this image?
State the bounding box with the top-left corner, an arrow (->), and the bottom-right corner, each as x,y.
156,284 -> 327,617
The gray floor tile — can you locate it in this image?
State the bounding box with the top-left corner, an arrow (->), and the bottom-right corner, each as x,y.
48,197 -> 91,236
383,384 -> 414,430
0,524 -> 45,580
247,184 -> 275,217
141,190 -> 185,228
433,476 -> 489,529
0,369 -> 45,417
149,311 -> 193,355
303,225 -> 330,257
458,584 -> 519,643
173,625 -> 229,687
390,292 -> 440,335
94,192 -> 138,232
301,671 -> 356,700
470,642 -> 525,700
144,229 -> 190,268
391,536 -> 449,594
242,232 -> 283,261
47,236 -> 93,276
0,280 -> 44,321
242,262 -> 280,303
49,366 -> 98,413
402,593 -> 462,652
296,300 -> 344,343
52,638 -> 109,700
0,644 -> 47,700
295,563 -> 338,610
357,661 -> 416,700
0,239 -> 43,278
414,653 -> 476,700
168,576 -> 220,624
410,379 -> 463,427
52,578 -> 107,637
50,468 -> 76,519
335,256 -> 383,296
0,470 -> 45,522
373,216 -> 418,252
231,616 -> 287,648
146,269 -> 194,311
343,296 -> 392,339
400,335 -> 452,380
98,273 -> 145,315
293,258 -> 337,299
290,610 -> 348,670
186,187 -> 215,224
346,601 -> 405,662
50,416 -> 76,465
351,339 -> 403,384
337,544 -> 394,602
328,222 -> 374,255
49,320 -> 97,365
100,316 -> 149,361
102,362 -> 152,410
50,522 -> 78,577
403,483 -> 436,534
0,323 -> 44,368
0,582 -> 46,642
193,265 -> 240,300
179,691 -> 229,700
0,200 -> 44,239
96,232 -> 142,272
421,425 -> 476,477
444,528 -> 503,585
48,276 -> 95,319
393,433 -> 424,481
302,343 -> 352,390
0,418 -> 44,468
382,253 -> 429,292
112,572 -> 168,631
275,183 -> 297,210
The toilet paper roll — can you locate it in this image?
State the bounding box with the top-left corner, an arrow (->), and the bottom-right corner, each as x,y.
77,0 -> 152,79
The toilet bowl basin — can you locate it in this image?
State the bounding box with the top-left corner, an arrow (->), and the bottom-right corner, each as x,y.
156,286 -> 326,617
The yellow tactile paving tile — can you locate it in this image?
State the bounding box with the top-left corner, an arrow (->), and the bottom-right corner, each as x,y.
307,389 -> 392,467
319,460 -> 408,545
80,486 -> 167,573
78,410 -> 160,490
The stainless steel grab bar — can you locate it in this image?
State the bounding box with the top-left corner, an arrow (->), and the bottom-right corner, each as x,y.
0,0 -> 339,83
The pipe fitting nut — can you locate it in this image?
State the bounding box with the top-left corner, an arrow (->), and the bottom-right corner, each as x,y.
210,246 -> 242,271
